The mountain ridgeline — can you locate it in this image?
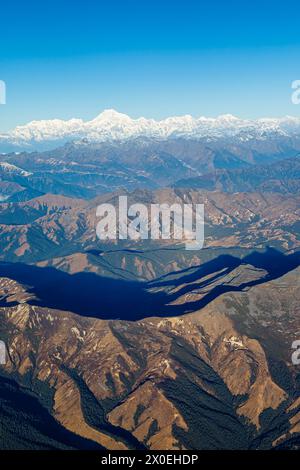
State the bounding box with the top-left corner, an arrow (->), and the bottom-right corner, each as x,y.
0,133 -> 299,200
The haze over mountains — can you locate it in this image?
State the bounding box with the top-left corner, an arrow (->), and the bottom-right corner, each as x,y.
0,109 -> 300,206
175,155 -> 300,194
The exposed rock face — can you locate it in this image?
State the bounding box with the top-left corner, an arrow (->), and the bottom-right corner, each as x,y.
1,266 -> 299,449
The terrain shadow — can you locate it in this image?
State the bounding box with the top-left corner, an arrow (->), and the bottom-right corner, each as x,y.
0,247 -> 298,320
151,247 -> 300,316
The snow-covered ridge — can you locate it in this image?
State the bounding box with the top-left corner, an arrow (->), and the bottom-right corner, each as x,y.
0,162 -> 32,177
1,109 -> 300,151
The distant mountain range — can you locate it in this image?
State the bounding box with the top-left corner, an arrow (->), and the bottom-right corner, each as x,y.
0,137 -> 299,201
2,109 -> 300,152
174,155 -> 300,194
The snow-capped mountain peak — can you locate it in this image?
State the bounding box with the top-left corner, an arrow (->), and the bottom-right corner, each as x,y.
91,108 -> 132,123
1,109 -> 300,152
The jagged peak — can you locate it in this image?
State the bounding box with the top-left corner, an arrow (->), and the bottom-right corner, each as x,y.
91,108 -> 132,122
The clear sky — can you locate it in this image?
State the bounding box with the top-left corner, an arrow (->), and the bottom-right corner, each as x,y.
1,0 -> 300,131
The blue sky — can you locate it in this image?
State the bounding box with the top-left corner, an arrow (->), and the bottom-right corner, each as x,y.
1,0 -> 300,131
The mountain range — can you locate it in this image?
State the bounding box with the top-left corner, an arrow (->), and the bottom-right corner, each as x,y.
2,109 -> 300,152
0,111 -> 300,450
0,138 -> 300,202
175,155 -> 300,194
